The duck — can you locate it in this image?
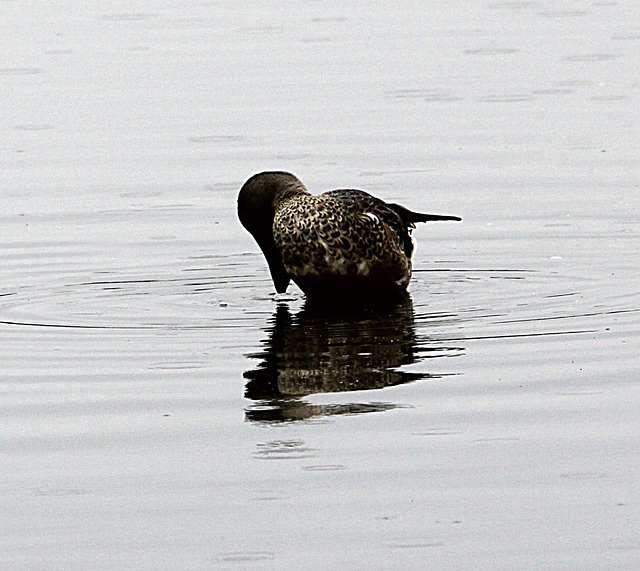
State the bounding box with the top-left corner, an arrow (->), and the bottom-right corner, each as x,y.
237,171 -> 460,301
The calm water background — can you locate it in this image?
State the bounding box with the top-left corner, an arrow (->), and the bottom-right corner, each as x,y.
2,1 -> 639,568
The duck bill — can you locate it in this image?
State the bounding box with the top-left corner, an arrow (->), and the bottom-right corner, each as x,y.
259,240 -> 291,294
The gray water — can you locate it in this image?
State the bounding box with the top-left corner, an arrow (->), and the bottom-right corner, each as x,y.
2,1 -> 639,569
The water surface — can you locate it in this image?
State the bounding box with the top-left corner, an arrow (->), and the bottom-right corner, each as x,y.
2,1 -> 639,568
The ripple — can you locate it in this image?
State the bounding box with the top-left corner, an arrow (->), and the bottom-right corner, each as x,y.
590,95 -> 628,101
607,540 -> 640,552
390,89 -> 461,102
532,88 -> 573,96
214,551 -> 276,563
253,439 -> 317,460
100,13 -> 158,22
389,541 -> 446,549
188,135 -> 244,144
561,472 -> 608,481
301,464 -> 347,471
613,34 -> 640,41
0,67 -> 44,75
538,11 -> 587,18
564,54 -> 619,62
480,94 -> 533,103
0,265 -> 262,331
44,48 -> 74,55
2,253 -> 637,347
33,487 -> 89,497
310,16 -> 349,23
300,36 -> 334,43
489,1 -> 536,9
148,361 -> 207,370
413,428 -> 464,436
13,124 -> 55,131
463,48 -> 518,55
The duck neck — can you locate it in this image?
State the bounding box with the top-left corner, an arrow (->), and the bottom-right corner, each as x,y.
273,180 -> 309,209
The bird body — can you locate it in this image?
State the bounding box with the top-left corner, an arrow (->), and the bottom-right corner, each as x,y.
238,171 -> 460,301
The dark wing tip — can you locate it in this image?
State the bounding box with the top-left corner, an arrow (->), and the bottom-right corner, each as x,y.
419,214 -> 462,222
389,203 -> 461,224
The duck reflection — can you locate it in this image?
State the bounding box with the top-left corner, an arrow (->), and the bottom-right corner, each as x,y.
244,296 -> 461,423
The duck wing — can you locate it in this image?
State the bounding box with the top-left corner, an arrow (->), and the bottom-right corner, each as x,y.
323,189 -> 414,257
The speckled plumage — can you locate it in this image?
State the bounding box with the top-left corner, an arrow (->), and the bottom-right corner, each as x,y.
238,171 -> 460,300
274,191 -> 413,294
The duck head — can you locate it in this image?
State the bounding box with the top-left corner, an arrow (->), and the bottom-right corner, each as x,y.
237,172 -> 307,293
